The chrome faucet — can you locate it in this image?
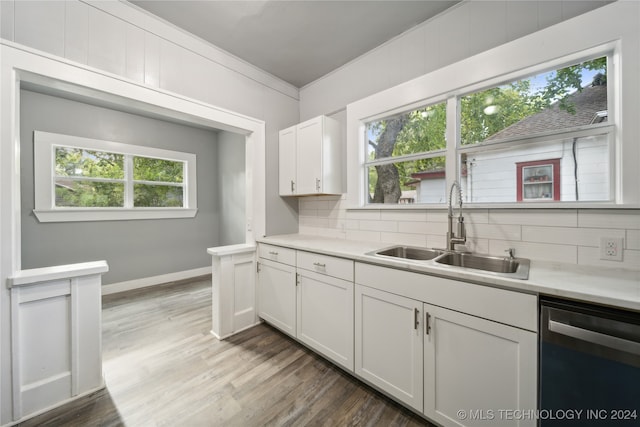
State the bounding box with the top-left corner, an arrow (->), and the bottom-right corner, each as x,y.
447,181 -> 466,251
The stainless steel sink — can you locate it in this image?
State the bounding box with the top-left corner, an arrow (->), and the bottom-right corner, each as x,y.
434,252 -> 530,279
370,245 -> 445,261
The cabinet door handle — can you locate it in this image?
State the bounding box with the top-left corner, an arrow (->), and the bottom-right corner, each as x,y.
414,308 -> 420,330
313,262 -> 326,268
291,180 -> 295,193
296,273 -> 300,286
256,262 -> 260,273
315,178 -> 320,192
425,312 -> 432,335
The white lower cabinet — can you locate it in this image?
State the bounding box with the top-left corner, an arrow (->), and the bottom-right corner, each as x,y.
259,248 -> 538,426
297,269 -> 354,370
257,257 -> 296,337
423,303 -> 537,427
257,245 -> 355,371
355,285 -> 423,412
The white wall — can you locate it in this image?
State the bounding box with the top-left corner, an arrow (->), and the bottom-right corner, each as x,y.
298,1 -> 639,271
0,1 -> 299,423
0,0 -> 300,236
300,0 -> 612,120
218,131 -> 247,246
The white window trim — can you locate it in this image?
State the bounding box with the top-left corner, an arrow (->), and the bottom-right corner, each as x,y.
33,131 -> 198,222
346,2 -> 640,208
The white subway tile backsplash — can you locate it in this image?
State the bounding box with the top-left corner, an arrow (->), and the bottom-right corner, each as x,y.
359,220 -> 398,233
344,219 -> 360,230
627,230 -> 640,250
346,230 -> 381,243
466,223 -> 521,241
490,209 -> 577,227
578,210 -> 640,230
398,221 -> 445,235
380,210 -> 428,222
297,199 -> 639,269
426,235 -> 447,249
522,226 -> 625,247
426,210 -> 448,223
462,238 -> 489,254
464,209 -> 489,224
379,232 -> 428,247
299,199 -> 331,210
578,246 -> 640,270
346,210 -> 381,221
489,240 -> 578,264
312,227 -> 347,240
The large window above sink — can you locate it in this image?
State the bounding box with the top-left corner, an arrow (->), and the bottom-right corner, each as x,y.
361,53 -> 614,206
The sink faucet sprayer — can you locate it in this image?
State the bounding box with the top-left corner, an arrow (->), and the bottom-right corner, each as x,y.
447,181 -> 466,251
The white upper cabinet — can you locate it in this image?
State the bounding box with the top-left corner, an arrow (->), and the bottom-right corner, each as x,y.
278,125 -> 297,195
279,115 -> 342,196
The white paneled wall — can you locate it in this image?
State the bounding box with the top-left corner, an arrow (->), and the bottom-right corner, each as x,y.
299,196 -> 640,270
299,0 -> 611,120
1,0 -> 300,236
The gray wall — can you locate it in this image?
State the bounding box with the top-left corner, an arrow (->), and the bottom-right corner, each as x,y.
20,89 -> 222,285
217,131 -> 246,245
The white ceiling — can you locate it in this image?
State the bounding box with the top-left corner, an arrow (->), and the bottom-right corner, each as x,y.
129,0 -> 460,88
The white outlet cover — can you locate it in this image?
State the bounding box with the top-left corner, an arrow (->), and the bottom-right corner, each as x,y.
600,237 -> 624,261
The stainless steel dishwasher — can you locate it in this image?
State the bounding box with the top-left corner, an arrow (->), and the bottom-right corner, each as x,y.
539,298 -> 640,426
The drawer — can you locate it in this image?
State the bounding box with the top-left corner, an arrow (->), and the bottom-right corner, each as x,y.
355,262 -> 537,332
297,251 -> 354,281
258,244 -> 296,266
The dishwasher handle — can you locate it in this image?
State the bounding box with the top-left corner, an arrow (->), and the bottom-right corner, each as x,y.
549,319 -> 640,356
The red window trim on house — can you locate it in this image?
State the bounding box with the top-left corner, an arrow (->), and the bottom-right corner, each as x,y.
516,158 -> 561,202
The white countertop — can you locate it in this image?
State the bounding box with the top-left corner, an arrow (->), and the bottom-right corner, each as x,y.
258,234 -> 640,313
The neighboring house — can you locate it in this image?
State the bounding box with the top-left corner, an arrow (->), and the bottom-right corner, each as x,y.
409,82 -> 609,203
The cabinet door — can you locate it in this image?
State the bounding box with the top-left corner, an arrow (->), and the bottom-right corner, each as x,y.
296,117 -> 323,195
355,285 -> 423,412
423,303 -> 537,427
257,258 -> 296,337
297,270 -> 354,371
278,126 -> 297,195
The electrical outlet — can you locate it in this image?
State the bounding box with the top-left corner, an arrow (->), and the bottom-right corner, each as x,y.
600,237 -> 624,261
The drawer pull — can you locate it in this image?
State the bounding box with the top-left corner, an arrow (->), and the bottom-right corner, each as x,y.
268,251 -> 279,256
313,262 -> 326,268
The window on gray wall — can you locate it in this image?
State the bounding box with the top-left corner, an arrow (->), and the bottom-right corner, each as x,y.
34,131 -> 197,222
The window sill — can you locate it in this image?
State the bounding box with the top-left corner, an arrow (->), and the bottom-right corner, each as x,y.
33,208 -> 198,222
346,202 -> 640,211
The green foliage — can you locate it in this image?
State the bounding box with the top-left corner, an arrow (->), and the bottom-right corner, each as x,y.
55,147 -> 124,179
367,57 -> 606,201
55,181 -> 124,207
133,157 -> 183,183
134,184 -> 183,207
460,81 -> 540,145
54,149 -> 185,208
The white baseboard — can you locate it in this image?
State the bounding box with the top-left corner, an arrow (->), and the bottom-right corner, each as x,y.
210,320 -> 262,340
102,267 -> 211,295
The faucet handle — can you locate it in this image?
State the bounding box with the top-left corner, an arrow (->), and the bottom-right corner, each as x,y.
504,248 -> 515,259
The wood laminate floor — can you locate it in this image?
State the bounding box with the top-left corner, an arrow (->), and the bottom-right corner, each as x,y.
18,279 -> 432,427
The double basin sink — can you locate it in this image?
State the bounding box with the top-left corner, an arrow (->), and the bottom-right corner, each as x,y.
369,245 -> 530,280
